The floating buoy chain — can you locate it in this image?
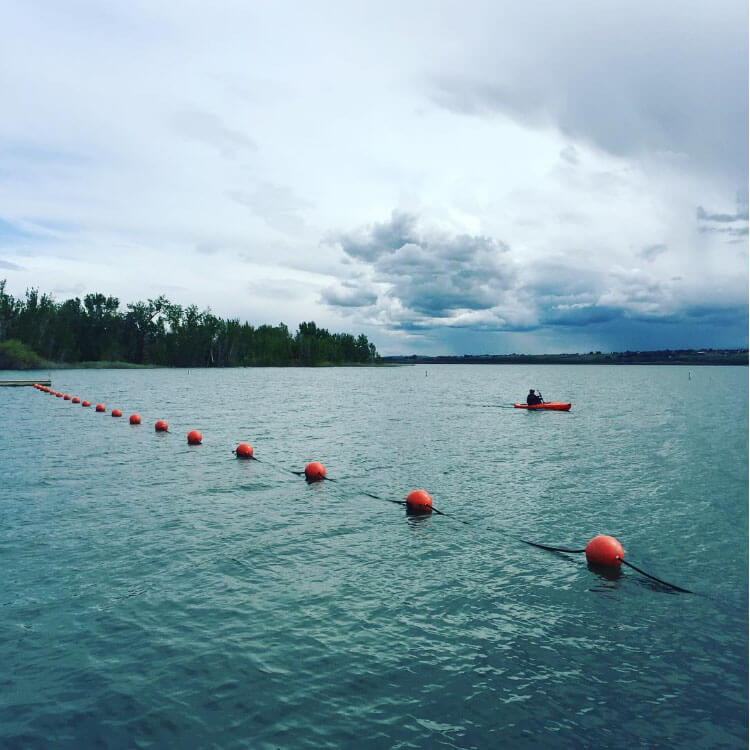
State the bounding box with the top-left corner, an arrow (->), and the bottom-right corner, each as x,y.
33,386 -> 690,591
254,457 -> 307,477
521,540 -> 587,554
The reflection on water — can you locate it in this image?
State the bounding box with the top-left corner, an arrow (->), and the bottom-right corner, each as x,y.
587,562 -> 624,582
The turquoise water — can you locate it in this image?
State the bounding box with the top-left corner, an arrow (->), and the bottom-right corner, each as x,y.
1,365 -> 747,748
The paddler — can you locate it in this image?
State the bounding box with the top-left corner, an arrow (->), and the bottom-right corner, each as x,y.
526,389 -> 543,405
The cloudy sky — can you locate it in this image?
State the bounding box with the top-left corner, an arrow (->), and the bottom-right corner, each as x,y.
0,0 -> 747,354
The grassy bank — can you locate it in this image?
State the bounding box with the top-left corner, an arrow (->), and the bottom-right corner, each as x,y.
0,341 -> 157,369
0,340 -> 53,369
56,361 -> 157,369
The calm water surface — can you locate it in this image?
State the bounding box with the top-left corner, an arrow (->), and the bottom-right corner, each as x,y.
1,365 -> 747,748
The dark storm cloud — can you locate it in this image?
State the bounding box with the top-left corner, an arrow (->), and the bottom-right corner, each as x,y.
320,282 -> 377,308
329,211 -> 515,319
538,304 -> 623,328
429,2 -> 748,184
328,209 -> 748,349
523,264 -> 602,302
681,303 -> 749,326
525,264 -> 628,329
336,211 -> 418,262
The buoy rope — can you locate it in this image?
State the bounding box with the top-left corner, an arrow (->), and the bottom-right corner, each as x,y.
520,540 -> 587,554
519,540 -> 692,593
245,455 -> 302,479
317,473 -> 456,516
617,558 -> 693,594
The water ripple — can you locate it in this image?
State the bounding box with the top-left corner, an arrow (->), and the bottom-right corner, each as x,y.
0,366 -> 747,747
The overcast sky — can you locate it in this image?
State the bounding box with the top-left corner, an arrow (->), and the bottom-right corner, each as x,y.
0,0 -> 747,354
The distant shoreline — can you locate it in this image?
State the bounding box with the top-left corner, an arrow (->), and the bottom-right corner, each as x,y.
0,360 -> 393,371
2,348 -> 747,369
381,349 -> 748,366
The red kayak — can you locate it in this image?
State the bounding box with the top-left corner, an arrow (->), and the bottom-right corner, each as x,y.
514,402 -> 571,411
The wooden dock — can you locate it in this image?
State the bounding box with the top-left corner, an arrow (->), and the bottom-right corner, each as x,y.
0,380 -> 51,387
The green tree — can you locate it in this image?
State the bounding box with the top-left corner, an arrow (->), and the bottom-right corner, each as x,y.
0,281 -> 379,367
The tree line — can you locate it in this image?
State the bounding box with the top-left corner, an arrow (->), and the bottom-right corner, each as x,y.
0,281 -> 379,367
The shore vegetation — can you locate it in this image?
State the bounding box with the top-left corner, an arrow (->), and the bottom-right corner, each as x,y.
0,281 -> 379,369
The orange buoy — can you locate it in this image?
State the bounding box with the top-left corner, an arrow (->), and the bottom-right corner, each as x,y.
72,397 -> 80,404
82,400 -> 91,407
95,403 -> 105,412
63,394 -> 71,400
585,535 -> 625,567
112,408 -> 123,417
406,489 -> 433,513
236,443 -> 254,459
155,419 -> 168,432
304,461 -> 326,481
56,391 -> 63,397
129,413 -> 141,425
187,429 -> 203,445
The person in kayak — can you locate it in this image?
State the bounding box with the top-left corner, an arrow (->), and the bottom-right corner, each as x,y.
526,389 -> 543,405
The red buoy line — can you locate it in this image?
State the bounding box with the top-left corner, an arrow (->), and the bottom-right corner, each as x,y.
31,383 -> 692,594
520,537 -> 692,593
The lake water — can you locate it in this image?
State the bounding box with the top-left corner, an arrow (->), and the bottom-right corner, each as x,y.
1,365 -> 747,748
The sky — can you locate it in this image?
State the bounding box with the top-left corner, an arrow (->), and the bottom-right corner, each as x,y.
0,0 -> 747,355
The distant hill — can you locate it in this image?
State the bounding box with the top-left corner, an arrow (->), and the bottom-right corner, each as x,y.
381,349 -> 748,366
